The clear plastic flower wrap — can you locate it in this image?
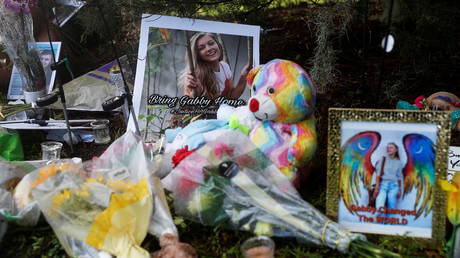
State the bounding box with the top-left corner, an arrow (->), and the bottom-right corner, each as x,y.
30,132 -> 178,258
162,130 -> 400,257
0,1 -> 46,96
0,158 -> 57,228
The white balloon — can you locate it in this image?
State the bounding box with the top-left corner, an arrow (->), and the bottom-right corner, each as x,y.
381,34 -> 395,53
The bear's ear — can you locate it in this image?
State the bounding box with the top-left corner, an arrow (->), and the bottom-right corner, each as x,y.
246,65 -> 263,87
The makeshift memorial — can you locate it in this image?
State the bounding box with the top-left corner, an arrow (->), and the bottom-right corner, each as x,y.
0,0 -> 46,103
438,172 -> 460,258
162,130 -> 399,257
327,108 -> 450,244
129,14 -> 260,133
30,132 -> 192,257
396,91 -> 460,131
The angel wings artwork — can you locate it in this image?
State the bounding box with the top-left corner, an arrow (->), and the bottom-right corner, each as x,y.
337,127 -> 437,236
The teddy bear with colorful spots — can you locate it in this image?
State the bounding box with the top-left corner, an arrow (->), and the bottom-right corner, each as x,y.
243,59 -> 317,186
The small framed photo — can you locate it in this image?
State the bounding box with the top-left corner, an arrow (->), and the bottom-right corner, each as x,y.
7,42 -> 61,100
128,14 -> 260,136
326,108 -> 451,244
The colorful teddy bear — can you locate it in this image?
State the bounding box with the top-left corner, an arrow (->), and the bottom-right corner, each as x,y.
245,59 -> 317,185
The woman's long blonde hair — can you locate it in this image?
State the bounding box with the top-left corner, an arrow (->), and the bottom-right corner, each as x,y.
180,32 -> 223,98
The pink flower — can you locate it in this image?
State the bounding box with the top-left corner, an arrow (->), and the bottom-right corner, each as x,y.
414,95 -> 426,109
213,144 -> 234,159
4,0 -> 37,14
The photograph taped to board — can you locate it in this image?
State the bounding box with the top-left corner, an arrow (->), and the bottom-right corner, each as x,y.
128,14 -> 260,139
7,42 -> 61,100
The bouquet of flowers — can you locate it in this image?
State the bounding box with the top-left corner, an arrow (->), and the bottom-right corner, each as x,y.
30,132 -> 180,258
162,130 -> 400,257
439,173 -> 460,258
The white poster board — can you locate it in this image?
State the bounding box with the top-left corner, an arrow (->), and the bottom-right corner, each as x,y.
128,14 -> 260,135
7,42 -> 61,100
448,146 -> 460,181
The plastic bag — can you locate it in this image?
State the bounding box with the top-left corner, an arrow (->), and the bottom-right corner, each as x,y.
0,158 -> 52,227
0,128 -> 24,161
163,130 -> 399,256
30,132 -> 177,258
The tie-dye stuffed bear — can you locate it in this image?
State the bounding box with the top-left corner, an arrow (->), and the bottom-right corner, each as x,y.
246,59 -> 317,186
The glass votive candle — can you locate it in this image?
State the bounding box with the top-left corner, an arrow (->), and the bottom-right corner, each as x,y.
241,236 -> 275,258
91,120 -> 111,144
41,141 -> 63,160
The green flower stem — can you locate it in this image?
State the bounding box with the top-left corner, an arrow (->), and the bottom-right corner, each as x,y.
350,239 -> 401,258
448,225 -> 459,258
0,104 -> 32,120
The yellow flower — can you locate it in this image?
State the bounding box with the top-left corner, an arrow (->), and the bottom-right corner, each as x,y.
107,180 -> 135,192
86,178 -> 97,183
52,189 -> 71,209
32,164 -> 58,187
78,190 -> 90,198
439,173 -> 460,225
31,163 -> 76,188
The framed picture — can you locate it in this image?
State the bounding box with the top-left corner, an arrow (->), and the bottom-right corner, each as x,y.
326,108 -> 451,244
128,14 -> 260,136
7,42 -> 61,100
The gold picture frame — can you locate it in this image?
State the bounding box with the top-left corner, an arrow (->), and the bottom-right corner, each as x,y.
326,108 -> 451,246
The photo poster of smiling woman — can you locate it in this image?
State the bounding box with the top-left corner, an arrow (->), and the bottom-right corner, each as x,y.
337,121 -> 438,238
128,14 -> 260,138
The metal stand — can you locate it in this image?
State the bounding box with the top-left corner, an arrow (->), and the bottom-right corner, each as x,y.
36,59 -> 75,153
37,12 -> 75,153
95,2 -> 140,136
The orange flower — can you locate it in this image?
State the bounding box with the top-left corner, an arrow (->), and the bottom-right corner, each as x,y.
439,173 -> 460,225
159,28 -> 170,41
31,163 -> 75,188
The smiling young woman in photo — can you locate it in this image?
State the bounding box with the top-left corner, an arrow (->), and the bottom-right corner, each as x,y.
179,32 -> 251,99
